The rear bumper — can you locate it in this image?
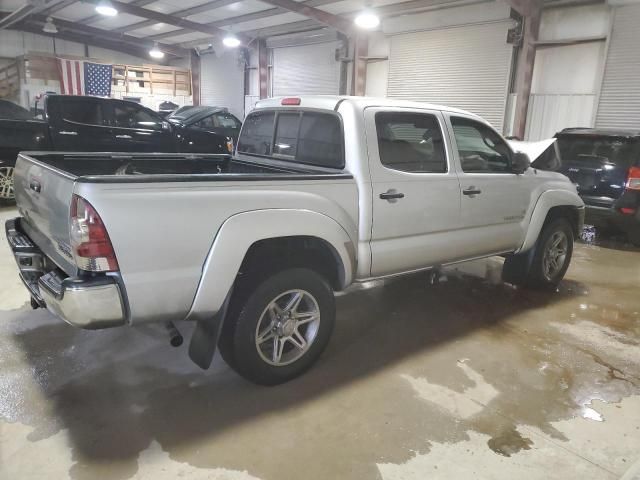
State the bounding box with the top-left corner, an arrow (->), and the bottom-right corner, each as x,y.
5,217 -> 126,329
585,204 -> 640,235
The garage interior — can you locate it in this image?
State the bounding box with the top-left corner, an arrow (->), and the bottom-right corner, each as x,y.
1,0 -> 640,478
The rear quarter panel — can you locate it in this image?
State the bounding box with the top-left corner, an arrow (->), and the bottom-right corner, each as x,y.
74,178 -> 358,324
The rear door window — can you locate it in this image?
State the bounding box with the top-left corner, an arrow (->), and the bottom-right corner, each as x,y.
375,112 -> 447,173
237,110 -> 344,168
61,99 -> 107,126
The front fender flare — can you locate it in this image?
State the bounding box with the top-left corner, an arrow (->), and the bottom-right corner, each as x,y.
518,189 -> 584,253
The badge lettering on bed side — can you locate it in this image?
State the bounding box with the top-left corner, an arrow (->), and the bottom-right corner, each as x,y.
57,241 -> 73,259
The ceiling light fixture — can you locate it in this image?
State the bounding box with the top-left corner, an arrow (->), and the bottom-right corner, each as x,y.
95,0 -> 118,16
149,43 -> 165,59
223,32 -> 241,48
354,9 -> 380,29
42,17 -> 58,34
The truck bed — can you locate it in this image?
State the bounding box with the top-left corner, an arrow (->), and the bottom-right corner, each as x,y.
25,152 -> 349,182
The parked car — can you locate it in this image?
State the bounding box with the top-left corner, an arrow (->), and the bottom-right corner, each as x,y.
554,128 -> 640,245
167,106 -> 241,152
0,95 -> 233,200
6,96 -> 584,385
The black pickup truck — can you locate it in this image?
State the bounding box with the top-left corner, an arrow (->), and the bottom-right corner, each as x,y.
0,95 -> 234,199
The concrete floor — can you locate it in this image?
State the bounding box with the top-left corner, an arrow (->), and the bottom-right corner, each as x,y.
1,204 -> 639,480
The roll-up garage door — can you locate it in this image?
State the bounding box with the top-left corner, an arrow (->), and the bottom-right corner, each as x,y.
200,51 -> 245,119
387,22 -> 513,131
272,42 -> 341,96
595,4 -> 640,129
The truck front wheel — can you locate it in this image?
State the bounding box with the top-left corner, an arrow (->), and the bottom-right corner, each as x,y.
219,268 -> 335,385
503,218 -> 574,289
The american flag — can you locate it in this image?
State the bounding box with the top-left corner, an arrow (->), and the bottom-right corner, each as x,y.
56,58 -> 112,96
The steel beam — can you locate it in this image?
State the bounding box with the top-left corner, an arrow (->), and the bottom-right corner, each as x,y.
256,0 -> 353,34
25,14 -> 189,57
80,0 -> 251,43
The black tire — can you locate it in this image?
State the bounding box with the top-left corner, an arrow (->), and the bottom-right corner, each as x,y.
503,218 -> 574,289
219,268 -> 335,385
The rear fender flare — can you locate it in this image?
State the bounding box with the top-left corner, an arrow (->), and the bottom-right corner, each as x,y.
518,189 -> 584,253
185,209 -> 356,320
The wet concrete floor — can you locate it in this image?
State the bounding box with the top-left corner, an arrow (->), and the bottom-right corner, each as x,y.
1,205 -> 639,479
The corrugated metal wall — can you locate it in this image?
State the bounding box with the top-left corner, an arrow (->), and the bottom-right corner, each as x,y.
272,42 -> 340,96
387,22 -> 513,131
200,51 -> 245,119
595,4 -> 640,129
526,94 -> 596,140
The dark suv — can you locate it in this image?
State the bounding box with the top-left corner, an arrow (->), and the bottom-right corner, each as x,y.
556,128 -> 640,245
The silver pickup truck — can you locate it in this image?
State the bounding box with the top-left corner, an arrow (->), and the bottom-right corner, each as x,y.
6,96 -> 584,385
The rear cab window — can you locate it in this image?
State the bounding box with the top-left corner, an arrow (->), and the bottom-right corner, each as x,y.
237,109 -> 344,169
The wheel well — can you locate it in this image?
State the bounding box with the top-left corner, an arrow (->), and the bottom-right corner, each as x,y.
544,206 -> 581,237
238,236 -> 345,291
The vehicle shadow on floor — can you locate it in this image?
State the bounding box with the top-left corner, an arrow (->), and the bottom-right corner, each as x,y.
10,272 -> 586,474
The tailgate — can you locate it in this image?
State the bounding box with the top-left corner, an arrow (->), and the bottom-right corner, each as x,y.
14,153 -> 77,275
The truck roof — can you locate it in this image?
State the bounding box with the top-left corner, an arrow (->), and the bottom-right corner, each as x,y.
253,96 -> 482,119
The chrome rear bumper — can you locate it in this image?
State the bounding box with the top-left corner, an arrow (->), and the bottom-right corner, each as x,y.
5,217 -> 126,329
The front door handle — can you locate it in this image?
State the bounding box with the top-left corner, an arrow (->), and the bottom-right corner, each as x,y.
463,187 -> 482,196
379,190 -> 405,201
59,130 -> 77,136
115,134 -> 132,139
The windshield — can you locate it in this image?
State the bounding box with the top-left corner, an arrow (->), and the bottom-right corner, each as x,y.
556,135 -> 639,168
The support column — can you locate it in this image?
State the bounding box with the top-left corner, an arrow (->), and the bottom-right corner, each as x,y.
190,49 -> 201,106
258,38 -> 269,99
512,1 -> 542,139
352,34 -> 368,96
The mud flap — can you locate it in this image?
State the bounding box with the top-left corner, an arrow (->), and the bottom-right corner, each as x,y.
502,244 -> 536,286
188,289 -> 233,370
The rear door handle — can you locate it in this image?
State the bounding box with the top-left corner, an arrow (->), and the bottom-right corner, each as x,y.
59,130 -> 77,136
115,135 -> 132,139
379,190 -> 405,200
463,187 -> 482,196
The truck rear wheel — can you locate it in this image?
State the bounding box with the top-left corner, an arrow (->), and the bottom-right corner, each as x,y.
503,218 -> 574,289
219,268 -> 335,385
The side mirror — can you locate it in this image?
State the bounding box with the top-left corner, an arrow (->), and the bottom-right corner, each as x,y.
162,121 -> 172,131
512,151 -> 530,174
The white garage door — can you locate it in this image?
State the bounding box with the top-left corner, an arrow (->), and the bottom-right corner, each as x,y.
595,4 -> 640,129
200,51 -> 245,119
272,42 -> 341,97
387,22 -> 513,131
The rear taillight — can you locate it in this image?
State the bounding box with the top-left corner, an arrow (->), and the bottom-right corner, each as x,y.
226,138 -> 234,154
626,166 -> 640,191
70,194 -> 119,272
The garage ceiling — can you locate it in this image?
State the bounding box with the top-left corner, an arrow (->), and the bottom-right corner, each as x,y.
0,0 -> 485,58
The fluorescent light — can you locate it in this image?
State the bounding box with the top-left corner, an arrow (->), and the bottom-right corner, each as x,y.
223,34 -> 241,48
149,44 -> 165,59
95,1 -> 118,16
354,10 -> 380,29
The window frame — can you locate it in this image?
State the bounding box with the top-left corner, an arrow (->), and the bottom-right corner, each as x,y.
374,110 -> 450,175
449,115 -> 514,175
111,101 -> 164,131
237,108 -> 346,170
